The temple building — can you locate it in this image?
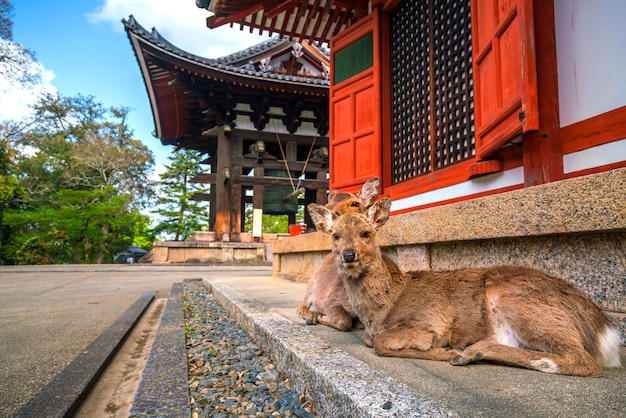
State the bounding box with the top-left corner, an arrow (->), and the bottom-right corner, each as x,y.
123,16 -> 331,243
196,0 -> 625,212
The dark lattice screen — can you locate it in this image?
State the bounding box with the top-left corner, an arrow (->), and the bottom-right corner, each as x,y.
391,0 -> 475,184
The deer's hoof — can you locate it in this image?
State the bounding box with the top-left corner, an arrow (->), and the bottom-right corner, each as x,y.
451,355 -> 471,366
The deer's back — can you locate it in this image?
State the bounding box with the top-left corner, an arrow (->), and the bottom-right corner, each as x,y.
384,268 -> 492,348
383,265 -> 611,352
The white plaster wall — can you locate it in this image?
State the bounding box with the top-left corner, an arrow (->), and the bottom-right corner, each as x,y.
554,0 -> 626,127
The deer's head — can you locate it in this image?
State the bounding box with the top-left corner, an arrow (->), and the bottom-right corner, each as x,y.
326,177 -> 380,217
308,198 -> 391,279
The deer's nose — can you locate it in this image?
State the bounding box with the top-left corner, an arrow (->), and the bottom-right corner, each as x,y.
342,250 -> 356,262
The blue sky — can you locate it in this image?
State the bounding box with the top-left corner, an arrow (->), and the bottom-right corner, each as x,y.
7,0 -> 267,172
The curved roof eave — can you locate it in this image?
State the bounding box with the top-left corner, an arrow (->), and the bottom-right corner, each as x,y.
123,15 -> 330,94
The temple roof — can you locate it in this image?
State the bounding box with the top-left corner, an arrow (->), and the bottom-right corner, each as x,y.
123,15 -> 330,145
123,15 -> 330,89
197,0 -> 365,45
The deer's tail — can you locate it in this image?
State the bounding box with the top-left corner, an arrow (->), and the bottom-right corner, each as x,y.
596,325 -> 622,368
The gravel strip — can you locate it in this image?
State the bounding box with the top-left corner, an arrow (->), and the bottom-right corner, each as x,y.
184,280 -> 318,418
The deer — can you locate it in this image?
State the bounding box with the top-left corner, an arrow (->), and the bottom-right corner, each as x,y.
307,199 -> 623,377
297,177 -> 390,332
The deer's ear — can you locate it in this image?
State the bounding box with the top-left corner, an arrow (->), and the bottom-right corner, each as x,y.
367,197 -> 391,231
307,203 -> 334,233
357,177 -> 380,208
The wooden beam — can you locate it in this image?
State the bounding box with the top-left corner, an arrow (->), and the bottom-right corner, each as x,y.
190,172 -> 328,189
190,193 -> 211,201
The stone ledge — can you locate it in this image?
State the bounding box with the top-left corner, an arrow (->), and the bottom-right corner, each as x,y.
203,278 -> 453,417
272,168 -> 626,254
155,241 -> 266,249
129,283 -> 190,418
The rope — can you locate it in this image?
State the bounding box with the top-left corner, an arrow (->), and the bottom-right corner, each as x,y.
273,119 -> 296,191
271,119 -> 318,192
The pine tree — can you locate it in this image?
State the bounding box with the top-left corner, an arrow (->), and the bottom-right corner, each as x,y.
152,148 -> 209,241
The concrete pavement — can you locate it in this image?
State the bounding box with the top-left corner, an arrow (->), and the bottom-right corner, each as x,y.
0,264 -> 258,418
1,265 -> 625,417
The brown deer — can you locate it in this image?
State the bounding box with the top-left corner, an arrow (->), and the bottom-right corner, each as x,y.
297,177 -> 384,331
307,199 -> 623,377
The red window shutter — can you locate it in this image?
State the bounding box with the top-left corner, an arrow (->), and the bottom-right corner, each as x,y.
471,0 -> 539,158
329,9 -> 382,191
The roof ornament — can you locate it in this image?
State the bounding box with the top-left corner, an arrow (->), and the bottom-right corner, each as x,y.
322,63 -> 330,80
291,42 -> 304,58
259,57 -> 272,72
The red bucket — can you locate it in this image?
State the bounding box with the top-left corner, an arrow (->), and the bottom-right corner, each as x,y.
288,224 -> 307,236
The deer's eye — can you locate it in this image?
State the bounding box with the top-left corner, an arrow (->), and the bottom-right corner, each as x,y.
362,231 -> 371,238
350,201 -> 360,207
332,233 -> 340,241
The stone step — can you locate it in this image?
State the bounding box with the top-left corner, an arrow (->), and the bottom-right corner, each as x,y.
202,273 -> 626,417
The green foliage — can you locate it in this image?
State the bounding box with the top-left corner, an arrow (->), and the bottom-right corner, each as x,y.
0,93 -> 156,264
152,148 -> 209,241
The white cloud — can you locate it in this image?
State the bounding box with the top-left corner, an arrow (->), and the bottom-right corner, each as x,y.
87,0 -> 269,58
0,39 -> 57,122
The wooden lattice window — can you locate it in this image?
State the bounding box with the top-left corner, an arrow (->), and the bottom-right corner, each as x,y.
391,0 -> 475,184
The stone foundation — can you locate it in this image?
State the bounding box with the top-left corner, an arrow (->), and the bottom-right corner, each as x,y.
151,241 -> 268,264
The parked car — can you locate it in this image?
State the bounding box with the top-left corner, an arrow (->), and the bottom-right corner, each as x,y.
113,246 -> 147,264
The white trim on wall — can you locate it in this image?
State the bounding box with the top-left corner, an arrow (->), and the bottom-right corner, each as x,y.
563,138 -> 626,174
391,166 -> 525,212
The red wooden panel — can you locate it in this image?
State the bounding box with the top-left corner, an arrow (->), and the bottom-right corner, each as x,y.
474,0 -> 495,53
355,86 -> 375,132
355,133 -> 378,178
471,0 -> 539,158
333,95 -> 353,138
329,8 -> 382,190
331,140 -> 354,183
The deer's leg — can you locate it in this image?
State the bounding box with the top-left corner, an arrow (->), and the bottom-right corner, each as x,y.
352,317 -> 365,330
452,340 -> 604,377
373,330 -> 461,361
296,300 -> 320,325
316,305 -> 353,331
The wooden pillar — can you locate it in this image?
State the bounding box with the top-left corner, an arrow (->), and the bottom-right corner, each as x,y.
214,126 -> 232,240
230,136 -> 243,236
208,164 -> 216,232
286,141 -> 298,227
316,170 -> 328,205
522,0 -> 563,187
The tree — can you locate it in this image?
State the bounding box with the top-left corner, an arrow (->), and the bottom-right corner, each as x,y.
5,187 -> 145,264
0,0 -> 14,40
0,1 -> 40,89
152,148 -> 209,241
14,93 -> 154,203
1,93 -> 156,264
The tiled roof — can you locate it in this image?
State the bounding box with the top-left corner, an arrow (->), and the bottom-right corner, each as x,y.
123,15 -> 330,87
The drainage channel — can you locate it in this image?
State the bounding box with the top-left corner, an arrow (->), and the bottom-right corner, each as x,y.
15,291 -> 162,418
74,296 -> 166,417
